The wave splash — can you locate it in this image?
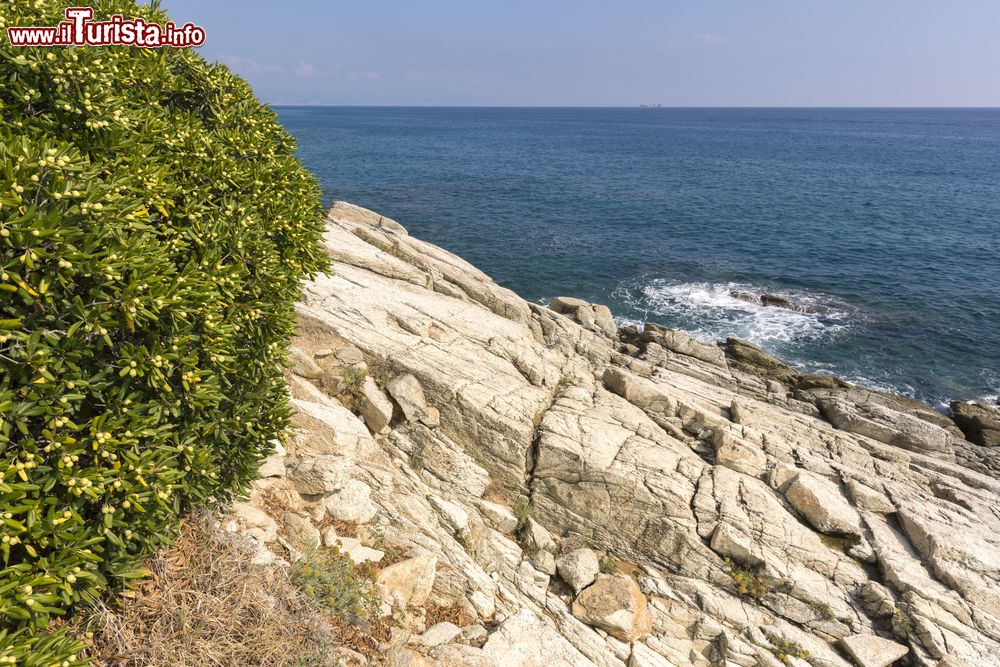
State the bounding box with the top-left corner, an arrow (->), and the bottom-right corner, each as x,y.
615,280 -> 855,349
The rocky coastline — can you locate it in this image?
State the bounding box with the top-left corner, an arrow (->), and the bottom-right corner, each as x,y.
225,202 -> 1000,667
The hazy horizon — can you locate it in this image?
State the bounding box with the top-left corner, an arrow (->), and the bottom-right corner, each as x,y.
158,1 -> 1000,107
268,104 -> 1000,109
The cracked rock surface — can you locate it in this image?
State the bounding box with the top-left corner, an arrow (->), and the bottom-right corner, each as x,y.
227,202 -> 1000,667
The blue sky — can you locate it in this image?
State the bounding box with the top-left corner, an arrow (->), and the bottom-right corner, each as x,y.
158,0 -> 1000,106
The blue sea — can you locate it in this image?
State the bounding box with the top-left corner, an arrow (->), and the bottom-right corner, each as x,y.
277,107 -> 1000,407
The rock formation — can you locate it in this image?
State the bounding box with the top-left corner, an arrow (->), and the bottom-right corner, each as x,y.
226,202 -> 1000,667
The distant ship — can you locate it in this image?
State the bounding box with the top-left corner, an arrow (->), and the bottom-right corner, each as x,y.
638,104 -> 663,108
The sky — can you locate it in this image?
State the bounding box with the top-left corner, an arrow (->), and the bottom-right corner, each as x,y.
157,0 -> 1000,107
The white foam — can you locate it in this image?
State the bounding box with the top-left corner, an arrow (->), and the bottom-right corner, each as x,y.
618,280 -> 851,348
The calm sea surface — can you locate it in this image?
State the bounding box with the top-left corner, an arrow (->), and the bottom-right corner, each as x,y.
277,107 -> 1000,406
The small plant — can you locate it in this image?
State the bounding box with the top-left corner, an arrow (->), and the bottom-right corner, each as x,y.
809,600 -> 835,620
409,447 -> 426,470
726,557 -> 771,600
289,547 -> 376,620
341,366 -> 368,412
513,498 -> 534,532
369,360 -> 392,390
369,522 -> 387,550
766,633 -> 810,665
556,374 -> 573,390
293,645 -> 334,667
599,554 -> 618,574
838,615 -> 854,629
559,533 -> 588,555
892,607 -> 911,639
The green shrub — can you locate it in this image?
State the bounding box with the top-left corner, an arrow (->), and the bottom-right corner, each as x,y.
513,497 -> 533,531
766,633 -> 810,665
340,366 -> 367,412
725,557 -> 772,600
598,554 -> 618,574
289,547 -> 377,620
0,0 -> 326,662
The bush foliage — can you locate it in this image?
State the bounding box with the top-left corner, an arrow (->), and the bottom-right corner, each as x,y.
289,547 -> 377,621
0,1 -> 326,662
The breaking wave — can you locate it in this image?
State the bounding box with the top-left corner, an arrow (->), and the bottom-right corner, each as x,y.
614,280 -> 856,349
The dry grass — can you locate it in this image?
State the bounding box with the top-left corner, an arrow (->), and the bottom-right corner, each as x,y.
315,517 -> 361,540
481,480 -> 516,506
423,602 -> 471,628
82,515 -> 332,667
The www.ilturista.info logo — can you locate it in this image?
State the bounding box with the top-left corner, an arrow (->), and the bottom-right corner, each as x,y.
6,7 -> 205,47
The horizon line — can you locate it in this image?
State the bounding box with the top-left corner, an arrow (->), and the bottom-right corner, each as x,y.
269,104 -> 1000,110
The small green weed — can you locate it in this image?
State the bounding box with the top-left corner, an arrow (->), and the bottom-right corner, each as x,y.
766,633 -> 810,665
513,498 -> 534,531
809,600 -> 835,620
341,366 -> 368,412
725,557 -> 771,600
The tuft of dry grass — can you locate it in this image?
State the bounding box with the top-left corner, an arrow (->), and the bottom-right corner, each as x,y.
423,602 -> 471,629
82,515 -> 332,667
482,480 -> 516,507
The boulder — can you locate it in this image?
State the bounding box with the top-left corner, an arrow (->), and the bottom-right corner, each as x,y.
291,395 -> 382,459
376,552 -> 438,610
818,396 -> 952,455
477,499 -> 519,534
480,608 -> 590,666
387,373 -> 430,422
385,647 -> 434,667
555,548 -> 600,594
335,345 -> 365,366
549,296 -> 617,338
229,502 -> 278,543
592,305 -> 618,338
784,471 -> 862,537
838,634 -> 909,667
713,429 -> 767,477
532,549 -> 557,575
283,512 -> 321,551
709,523 -> 761,566
419,406 -> 441,428
320,479 -> 378,523
286,455 -> 351,495
571,574 -> 652,641
950,401 -> 1000,447
414,621 -> 463,647
603,366 -> 676,416
428,495 -> 470,534
619,323 -> 727,367
721,337 -> 800,384
759,293 -> 802,311
521,518 -> 557,555
288,346 -> 324,379
359,376 -> 394,432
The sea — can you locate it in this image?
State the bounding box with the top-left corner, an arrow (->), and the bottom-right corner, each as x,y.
276,107 -> 1000,408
